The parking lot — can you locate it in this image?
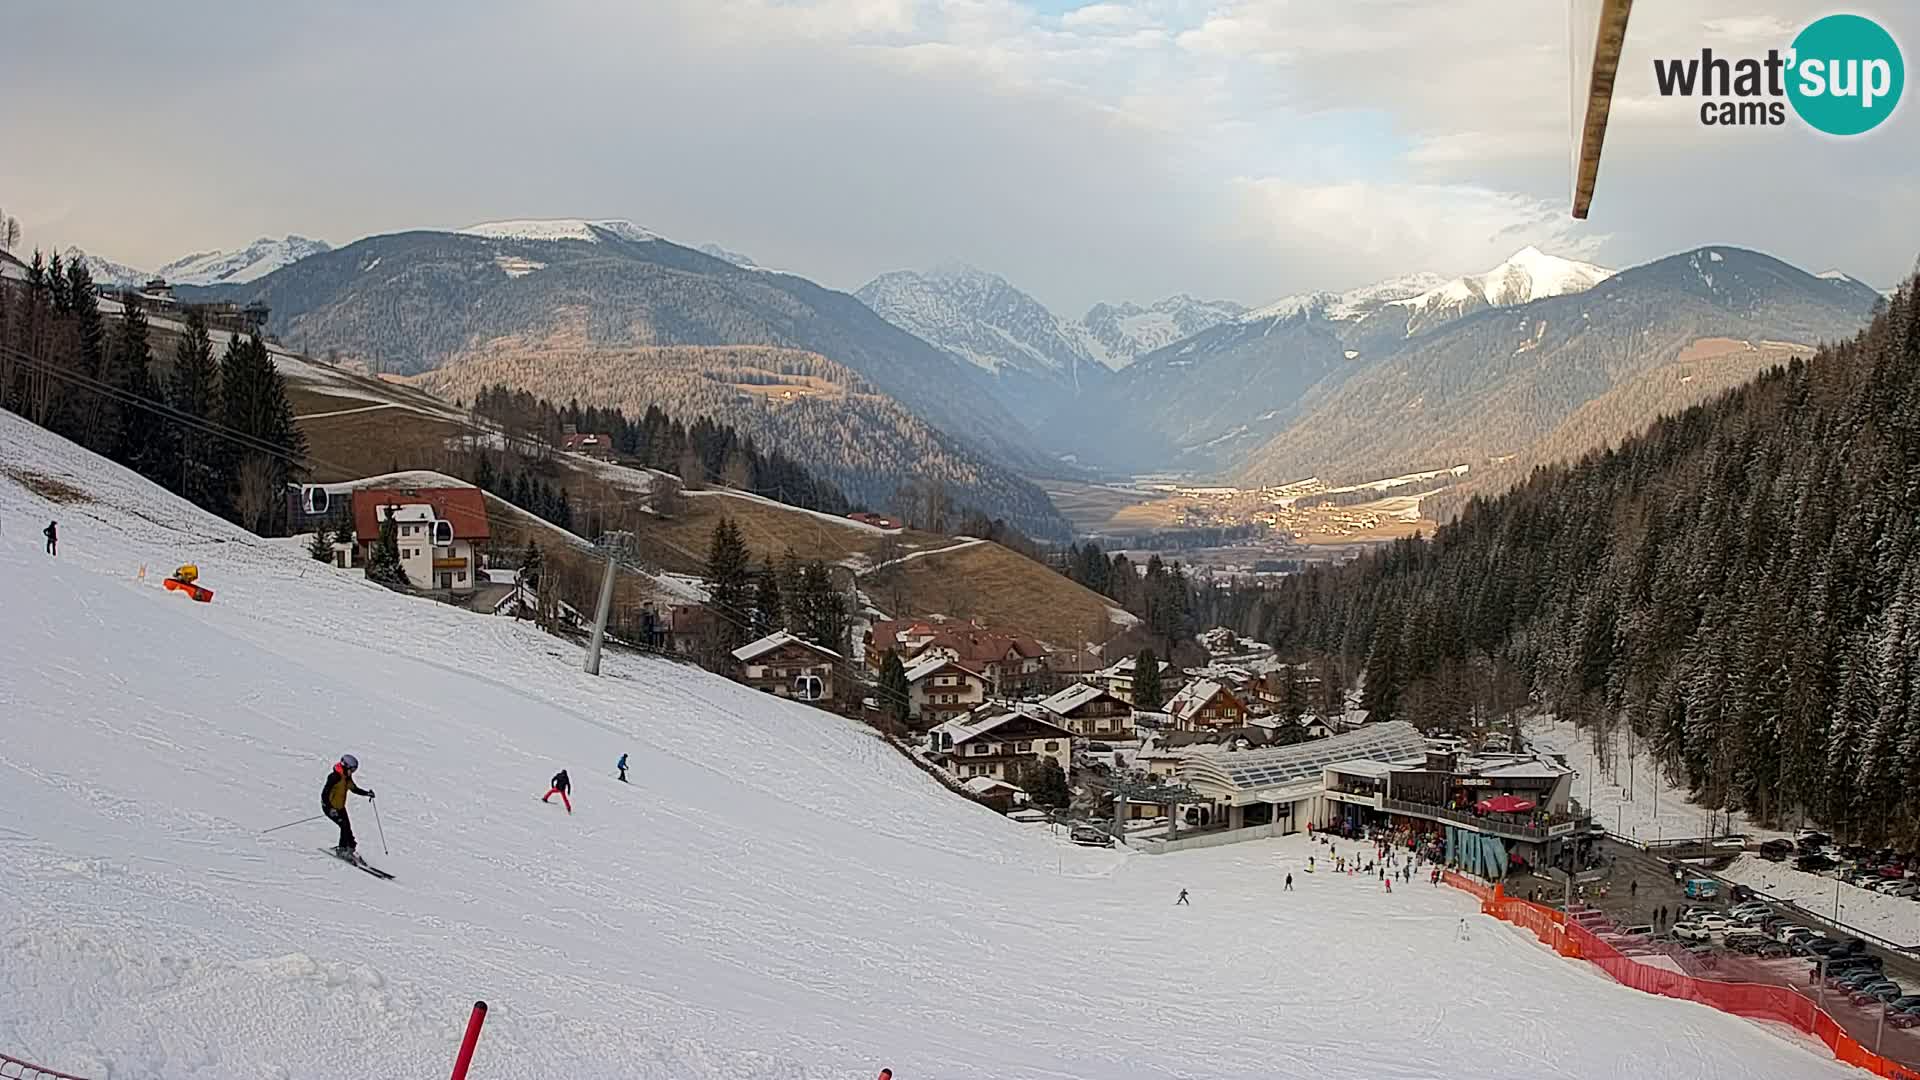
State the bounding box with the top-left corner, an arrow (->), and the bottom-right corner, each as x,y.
1522,835 -> 1920,1070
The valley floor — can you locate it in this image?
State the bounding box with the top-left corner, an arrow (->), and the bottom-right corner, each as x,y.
0,410 -> 1867,1079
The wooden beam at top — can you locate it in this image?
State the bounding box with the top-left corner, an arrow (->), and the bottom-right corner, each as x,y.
1572,0 -> 1635,220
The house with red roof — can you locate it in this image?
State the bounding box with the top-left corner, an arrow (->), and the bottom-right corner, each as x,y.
350,487 -> 490,593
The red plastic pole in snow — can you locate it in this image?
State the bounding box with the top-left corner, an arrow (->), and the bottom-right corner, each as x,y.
449,1000 -> 488,1080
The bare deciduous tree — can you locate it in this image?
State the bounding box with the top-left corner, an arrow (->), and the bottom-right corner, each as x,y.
234,453 -> 280,534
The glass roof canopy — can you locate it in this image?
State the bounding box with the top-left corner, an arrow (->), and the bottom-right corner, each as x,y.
1182,721 -> 1426,798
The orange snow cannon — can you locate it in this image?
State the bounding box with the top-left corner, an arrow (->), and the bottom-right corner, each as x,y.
164,564 -> 214,602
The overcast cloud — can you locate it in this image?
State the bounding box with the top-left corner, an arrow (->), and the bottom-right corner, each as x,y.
1,1 -> 1913,312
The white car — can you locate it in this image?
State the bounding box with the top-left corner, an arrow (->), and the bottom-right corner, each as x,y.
1673,922 -> 1715,942
1694,914 -> 1731,933
1723,925 -> 1765,942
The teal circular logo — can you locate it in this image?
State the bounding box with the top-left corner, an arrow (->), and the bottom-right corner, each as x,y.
1787,14 -> 1904,135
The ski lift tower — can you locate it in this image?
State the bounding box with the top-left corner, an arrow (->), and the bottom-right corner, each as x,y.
584,530 -> 638,676
1107,774 -> 1203,845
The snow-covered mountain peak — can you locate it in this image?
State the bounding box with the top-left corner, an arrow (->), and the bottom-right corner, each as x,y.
855,266 -> 1099,383
62,247 -> 150,288
1399,248 -> 1612,313
158,235 -> 332,286
459,218 -> 660,244
1240,271 -> 1448,326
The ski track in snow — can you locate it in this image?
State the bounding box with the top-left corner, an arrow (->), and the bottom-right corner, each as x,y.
0,410 -> 1867,1080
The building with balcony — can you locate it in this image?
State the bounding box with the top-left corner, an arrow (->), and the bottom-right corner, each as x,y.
927,710 -> 1074,783
349,487 -> 489,593
905,657 -> 989,728
731,631 -> 842,707
1036,682 -> 1134,740
1322,747 -> 1582,877
1173,721 -> 1429,835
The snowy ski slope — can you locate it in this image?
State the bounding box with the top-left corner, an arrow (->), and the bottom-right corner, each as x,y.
0,411 -> 1864,1080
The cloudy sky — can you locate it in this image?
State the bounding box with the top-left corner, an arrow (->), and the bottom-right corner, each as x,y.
2,1 -> 1914,312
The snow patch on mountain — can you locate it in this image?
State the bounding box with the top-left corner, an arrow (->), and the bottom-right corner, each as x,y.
62,248 -> 149,288
856,265 -> 1100,384
158,236 -> 333,286
1392,247 -> 1612,318
1242,272 -> 1447,325
1076,295 -> 1247,369
460,218 -> 660,244
698,243 -> 760,269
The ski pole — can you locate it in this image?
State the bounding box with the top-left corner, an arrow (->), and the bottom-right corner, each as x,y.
371,796 -> 389,855
261,814 -> 324,835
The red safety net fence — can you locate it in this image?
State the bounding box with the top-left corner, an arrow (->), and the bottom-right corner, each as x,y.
1443,876 -> 1920,1080
1,1054 -> 93,1080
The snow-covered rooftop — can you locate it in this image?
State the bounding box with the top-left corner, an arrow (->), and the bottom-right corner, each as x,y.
1038,682 -> 1109,715
731,630 -> 842,663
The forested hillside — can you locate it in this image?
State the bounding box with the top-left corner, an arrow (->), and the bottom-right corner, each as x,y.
419,342 -> 1071,539
1255,274 -> 1918,842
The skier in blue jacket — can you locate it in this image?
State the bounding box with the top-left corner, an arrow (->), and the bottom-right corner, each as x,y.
616,753 -> 629,783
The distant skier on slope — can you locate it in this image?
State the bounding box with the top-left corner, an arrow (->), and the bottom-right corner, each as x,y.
321,753 -> 375,858
43,520 -> 56,556
1176,888 -> 1190,906
543,769 -> 572,813
616,753 -> 629,783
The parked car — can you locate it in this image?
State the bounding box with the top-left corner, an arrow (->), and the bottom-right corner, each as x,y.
1068,824 -> 1114,847
1672,922 -> 1715,942
1679,905 -> 1720,922
1852,983 -> 1904,1007
1756,940 -> 1792,958
1728,935 -> 1766,954
1723,925 -> 1765,945
1799,831 -> 1833,850
1826,955 -> 1884,974
1759,839 -> 1795,861
1693,914 -> 1731,933
1794,936 -> 1837,956
1798,853 -> 1839,872
1890,1007 -> 1920,1029
1730,901 -> 1771,919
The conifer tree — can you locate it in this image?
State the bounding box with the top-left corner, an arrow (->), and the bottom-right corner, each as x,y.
364,510 -> 407,586
753,555 -> 783,635
308,523 -> 334,563
1133,648 -> 1164,711
168,306 -> 223,512
879,651 -> 911,730
703,517 -> 752,651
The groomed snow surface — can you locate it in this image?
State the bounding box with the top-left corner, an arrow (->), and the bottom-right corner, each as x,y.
0,413 -> 1865,1080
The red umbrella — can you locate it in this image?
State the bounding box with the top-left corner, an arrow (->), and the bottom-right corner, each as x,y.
1476,795 -> 1537,814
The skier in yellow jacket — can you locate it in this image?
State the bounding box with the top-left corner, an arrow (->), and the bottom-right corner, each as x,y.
321,754 -> 375,858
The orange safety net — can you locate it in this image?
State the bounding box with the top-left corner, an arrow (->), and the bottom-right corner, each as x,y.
1442,876 -> 1920,1079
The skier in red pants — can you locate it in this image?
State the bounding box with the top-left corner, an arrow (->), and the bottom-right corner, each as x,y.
543,769 -> 572,813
